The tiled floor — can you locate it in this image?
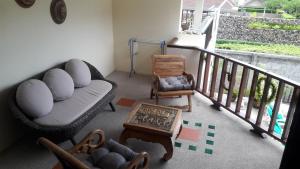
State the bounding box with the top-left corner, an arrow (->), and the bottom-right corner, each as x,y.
0,71 -> 284,169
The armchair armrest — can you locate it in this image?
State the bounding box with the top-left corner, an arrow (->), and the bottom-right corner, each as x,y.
183,72 -> 195,89
37,137 -> 90,169
127,152 -> 150,169
69,129 -> 105,154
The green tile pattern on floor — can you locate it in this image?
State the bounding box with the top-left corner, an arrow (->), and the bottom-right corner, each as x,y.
174,142 -> 182,148
205,148 -> 213,155
188,145 -> 197,151
183,120 -> 189,125
206,140 -> 214,145
207,132 -> 215,137
208,125 -> 216,129
195,122 -> 202,127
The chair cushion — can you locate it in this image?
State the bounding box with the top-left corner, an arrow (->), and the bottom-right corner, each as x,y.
96,152 -> 126,169
16,79 -> 54,118
159,75 -> 192,91
34,80 -> 112,126
90,140 -> 136,169
107,139 -> 138,161
65,59 -> 91,88
43,68 -> 74,101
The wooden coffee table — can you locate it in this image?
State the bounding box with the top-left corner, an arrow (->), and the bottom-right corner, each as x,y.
119,103 -> 182,161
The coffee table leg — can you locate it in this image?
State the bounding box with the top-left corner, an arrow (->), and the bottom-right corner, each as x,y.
161,138 -> 173,161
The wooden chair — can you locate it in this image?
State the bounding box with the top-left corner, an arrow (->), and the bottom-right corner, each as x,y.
150,55 -> 195,112
38,129 -> 149,169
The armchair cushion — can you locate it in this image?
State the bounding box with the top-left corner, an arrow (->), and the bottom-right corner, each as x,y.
159,75 -> 192,91
90,139 -> 139,169
107,139 -> 138,161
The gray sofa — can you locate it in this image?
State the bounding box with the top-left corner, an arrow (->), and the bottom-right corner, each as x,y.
9,60 -> 117,144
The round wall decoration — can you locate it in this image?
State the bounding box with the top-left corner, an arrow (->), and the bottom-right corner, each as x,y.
50,0 -> 67,24
15,0 -> 35,8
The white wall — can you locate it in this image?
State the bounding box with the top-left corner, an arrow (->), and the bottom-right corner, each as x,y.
0,0 -> 114,151
113,0 -> 182,75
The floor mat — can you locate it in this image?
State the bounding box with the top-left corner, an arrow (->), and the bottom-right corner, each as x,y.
116,98 -> 136,107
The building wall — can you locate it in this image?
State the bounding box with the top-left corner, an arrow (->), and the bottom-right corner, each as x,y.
112,0 -> 182,75
0,0 -> 114,151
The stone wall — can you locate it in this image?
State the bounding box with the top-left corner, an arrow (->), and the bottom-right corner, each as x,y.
217,15 -> 300,45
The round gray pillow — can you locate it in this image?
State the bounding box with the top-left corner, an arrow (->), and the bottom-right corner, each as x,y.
65,59 -> 91,88
16,79 -> 53,118
43,68 -> 74,101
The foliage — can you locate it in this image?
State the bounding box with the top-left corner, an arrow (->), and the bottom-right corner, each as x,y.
231,88 -> 239,102
254,77 -> 277,108
264,0 -> 300,18
216,40 -> 300,57
238,7 -> 274,13
248,22 -> 300,31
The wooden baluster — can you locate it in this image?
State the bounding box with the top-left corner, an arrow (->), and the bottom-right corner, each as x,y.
202,54 -> 212,95
256,76 -> 272,126
217,59 -> 228,104
246,71 -> 259,120
196,52 -> 205,91
268,81 -> 285,134
236,67 -> 250,113
226,63 -> 238,108
282,87 -> 300,142
209,56 -> 219,99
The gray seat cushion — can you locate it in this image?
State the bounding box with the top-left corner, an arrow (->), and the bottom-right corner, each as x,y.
96,152 -> 126,169
90,139 -> 138,169
43,68 -> 74,101
159,75 -> 192,91
65,59 -> 91,88
16,79 -> 54,118
107,139 -> 138,161
34,80 -> 112,126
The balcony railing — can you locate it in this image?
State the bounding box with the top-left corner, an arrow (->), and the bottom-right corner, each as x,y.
168,38 -> 300,144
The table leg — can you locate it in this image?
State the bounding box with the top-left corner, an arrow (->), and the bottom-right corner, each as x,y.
161,138 -> 173,161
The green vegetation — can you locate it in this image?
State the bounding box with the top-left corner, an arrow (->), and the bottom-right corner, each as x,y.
216,40 -> 300,56
264,0 -> 300,18
254,77 -> 277,108
238,7 -> 274,13
248,22 -> 300,31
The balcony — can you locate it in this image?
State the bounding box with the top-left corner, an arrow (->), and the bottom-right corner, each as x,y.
0,70 -> 284,169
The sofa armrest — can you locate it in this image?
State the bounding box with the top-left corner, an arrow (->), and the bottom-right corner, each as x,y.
84,61 -> 105,80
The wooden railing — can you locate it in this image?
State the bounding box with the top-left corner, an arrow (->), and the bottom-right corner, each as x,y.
168,38 -> 300,144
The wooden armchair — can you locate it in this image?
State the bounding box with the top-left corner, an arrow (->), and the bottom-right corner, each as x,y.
38,129 -> 150,169
150,55 -> 195,112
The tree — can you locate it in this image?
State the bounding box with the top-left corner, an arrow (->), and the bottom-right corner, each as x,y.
264,0 -> 300,18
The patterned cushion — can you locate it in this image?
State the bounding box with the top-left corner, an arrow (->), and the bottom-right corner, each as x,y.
159,75 -> 192,91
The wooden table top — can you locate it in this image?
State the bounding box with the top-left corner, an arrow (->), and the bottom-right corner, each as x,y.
124,103 -> 182,137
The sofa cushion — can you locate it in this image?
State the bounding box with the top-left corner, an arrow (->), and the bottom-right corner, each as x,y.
34,80 -> 112,126
65,59 -> 91,88
43,68 -> 74,101
159,75 -> 192,91
16,79 -> 54,118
